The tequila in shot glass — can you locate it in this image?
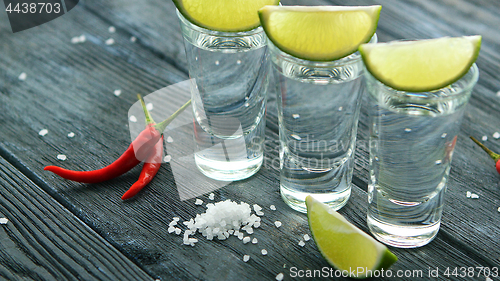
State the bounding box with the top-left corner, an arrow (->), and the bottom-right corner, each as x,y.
176,10 -> 271,181
361,36 -> 481,248
261,5 -> 381,213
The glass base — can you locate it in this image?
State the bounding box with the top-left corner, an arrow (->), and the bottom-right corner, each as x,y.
280,185 -> 351,213
367,214 -> 440,248
194,153 -> 263,181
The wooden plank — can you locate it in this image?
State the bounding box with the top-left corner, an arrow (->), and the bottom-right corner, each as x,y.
0,157 -> 153,280
0,0 -> 499,280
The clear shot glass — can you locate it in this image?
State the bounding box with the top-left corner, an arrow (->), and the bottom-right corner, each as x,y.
365,62 -> 479,248
269,35 -> 377,213
177,11 -> 269,181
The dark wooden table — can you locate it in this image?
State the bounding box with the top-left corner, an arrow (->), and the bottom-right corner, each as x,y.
1,0 -> 499,280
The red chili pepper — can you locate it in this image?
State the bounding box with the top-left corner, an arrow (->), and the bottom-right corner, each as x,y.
44,98 -> 191,183
470,136 -> 500,175
122,136 -> 163,200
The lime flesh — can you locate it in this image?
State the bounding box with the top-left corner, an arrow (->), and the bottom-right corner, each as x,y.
259,5 -> 381,61
359,35 -> 482,92
173,0 -> 279,32
306,196 -> 397,279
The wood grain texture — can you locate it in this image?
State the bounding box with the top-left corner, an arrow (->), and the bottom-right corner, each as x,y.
0,0 -> 499,280
0,157 -> 153,280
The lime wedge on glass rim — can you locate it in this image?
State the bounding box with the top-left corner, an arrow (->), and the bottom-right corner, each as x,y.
306,196 -> 397,279
359,35 -> 482,92
258,5 -> 382,61
172,0 -> 279,32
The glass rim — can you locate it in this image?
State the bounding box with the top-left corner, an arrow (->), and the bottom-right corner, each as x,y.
176,9 -> 264,37
366,63 -> 479,101
268,33 -> 378,68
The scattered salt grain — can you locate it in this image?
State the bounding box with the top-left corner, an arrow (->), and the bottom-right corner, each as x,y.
195,199 -> 203,205
208,193 -> 215,200
175,228 -> 181,235
303,234 -> 310,241
482,135 -> 488,141
243,236 -> 251,244
105,38 -> 115,45
466,191 -> 472,198
108,26 -> 116,33
38,129 -> 48,136
274,221 -> 282,228
67,132 -> 75,138
270,205 -> 276,211
130,36 -> 137,42
166,136 -> 174,143
298,240 -> 305,247
71,36 -> 80,44
238,233 -> 244,240
493,132 -> 500,139
497,207 -> 500,213
404,128 -> 412,132
114,89 -> 122,96
253,222 -> 260,228
129,115 -> 137,122
57,154 -> 67,161
168,226 -> 175,233
261,249 -> 267,255
471,193 -> 479,199
252,238 -> 258,244
243,255 -> 250,262
291,134 -> 301,141
78,34 -> 86,43
0,218 -> 8,225
253,204 -> 262,212
276,273 -> 284,281
146,103 -> 154,111
292,114 -> 300,119
169,220 -> 177,227
497,91 -> 500,97
18,72 -> 27,81
163,155 -> 172,162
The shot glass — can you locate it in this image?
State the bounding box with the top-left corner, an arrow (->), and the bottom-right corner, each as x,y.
269,35 -> 377,213
365,63 -> 479,248
177,11 -> 269,181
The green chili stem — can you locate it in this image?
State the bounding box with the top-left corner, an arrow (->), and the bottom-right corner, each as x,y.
137,94 -> 155,125
154,99 -> 192,133
470,136 -> 500,161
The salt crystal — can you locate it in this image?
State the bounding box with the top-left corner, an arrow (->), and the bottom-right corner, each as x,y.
404,128 -> 412,132
303,234 -> 310,241
243,236 -> 251,244
291,134 -> 301,141
130,36 -> 137,42
253,222 -> 260,228
18,72 -> 27,81
435,160 -> 442,165
497,91 -> 500,97
482,135 -> 488,141
274,221 -> 282,228
168,226 -> 175,233
441,133 -> 447,138
105,38 -> 115,45
114,89 -> 122,96
163,155 -> 172,162
108,26 -> 116,33
471,193 -> 479,199
78,34 -> 86,43
493,132 -> 500,139
174,228 -> 181,235
38,129 -> 48,136
57,154 -> 67,161
0,218 -> 8,224
208,193 -> 215,200
270,205 -> 276,211
67,132 -> 75,138
466,191 -> 471,198
166,136 -> 174,143
195,199 -> 203,205
276,273 -> 284,281
129,115 -> 137,122
261,249 -> 267,255
253,204 -> 262,212
243,255 -> 250,262
255,210 -> 264,216
238,233 -> 244,240
173,217 -> 180,221
292,114 -> 300,119
146,103 -> 154,111
252,238 -> 258,244
71,36 -> 80,44
497,207 -> 500,213
169,220 -> 177,227
298,240 -> 305,247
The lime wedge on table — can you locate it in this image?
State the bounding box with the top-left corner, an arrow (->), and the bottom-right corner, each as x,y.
173,0 -> 279,32
306,196 -> 397,279
258,5 -> 381,61
359,35 -> 482,92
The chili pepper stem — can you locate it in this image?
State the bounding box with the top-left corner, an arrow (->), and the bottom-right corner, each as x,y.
137,94 -> 155,125
154,99 -> 192,133
470,136 -> 500,161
